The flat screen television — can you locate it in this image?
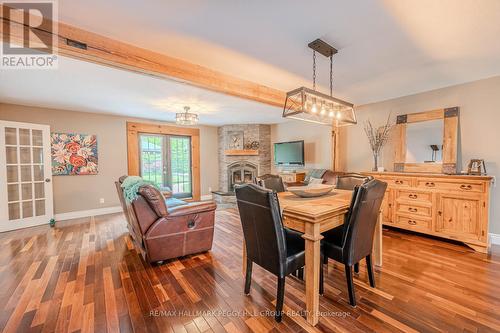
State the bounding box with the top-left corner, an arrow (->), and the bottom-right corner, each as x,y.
274,140 -> 304,166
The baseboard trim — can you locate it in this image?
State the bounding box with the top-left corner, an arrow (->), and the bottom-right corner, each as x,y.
490,233 -> 500,245
201,194 -> 213,201
55,206 -> 122,221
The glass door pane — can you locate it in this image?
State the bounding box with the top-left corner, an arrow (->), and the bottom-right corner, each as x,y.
169,136 -> 192,198
139,134 -> 164,188
138,134 -> 192,199
1,122 -> 53,231
3,126 -> 48,221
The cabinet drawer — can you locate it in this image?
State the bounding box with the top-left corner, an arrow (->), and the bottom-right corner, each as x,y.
396,189 -> 432,203
379,177 -> 413,188
416,179 -> 484,193
395,214 -> 432,231
396,202 -> 432,218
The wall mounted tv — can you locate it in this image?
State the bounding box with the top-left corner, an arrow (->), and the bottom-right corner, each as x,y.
274,140 -> 304,166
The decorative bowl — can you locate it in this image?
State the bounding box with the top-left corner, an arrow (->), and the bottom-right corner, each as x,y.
287,184 -> 334,198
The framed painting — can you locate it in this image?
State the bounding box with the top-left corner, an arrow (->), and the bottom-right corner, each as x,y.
51,133 -> 98,175
226,131 -> 244,150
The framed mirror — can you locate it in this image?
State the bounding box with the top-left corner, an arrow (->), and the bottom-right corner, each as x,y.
393,107 -> 459,174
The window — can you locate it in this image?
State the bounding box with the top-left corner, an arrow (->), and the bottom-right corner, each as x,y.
139,134 -> 192,198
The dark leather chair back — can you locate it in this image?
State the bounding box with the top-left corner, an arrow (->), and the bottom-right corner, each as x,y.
257,174 -> 285,193
342,179 -> 387,265
235,184 -> 286,276
115,180 -> 146,243
336,173 -> 372,190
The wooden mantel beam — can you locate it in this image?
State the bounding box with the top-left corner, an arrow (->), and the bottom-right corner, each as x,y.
1,5 -> 286,107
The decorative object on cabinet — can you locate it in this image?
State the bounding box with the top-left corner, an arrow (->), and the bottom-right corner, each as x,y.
278,172 -> 306,184
363,114 -> 393,171
282,39 -> 356,126
467,159 -> 487,175
428,144 -> 441,163
393,107 -> 459,174
366,171 -> 493,253
51,132 -> 98,175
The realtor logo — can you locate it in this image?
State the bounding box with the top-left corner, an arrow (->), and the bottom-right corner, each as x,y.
1,0 -> 58,69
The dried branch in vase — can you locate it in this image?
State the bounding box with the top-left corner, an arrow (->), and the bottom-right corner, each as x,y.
364,114 -> 394,171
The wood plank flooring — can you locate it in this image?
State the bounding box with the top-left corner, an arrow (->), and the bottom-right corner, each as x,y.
1,209 -> 499,332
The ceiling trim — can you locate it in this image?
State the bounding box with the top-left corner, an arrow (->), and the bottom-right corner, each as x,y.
0,4 -> 286,107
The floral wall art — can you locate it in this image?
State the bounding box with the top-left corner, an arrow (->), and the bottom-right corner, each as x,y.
51,133 -> 98,175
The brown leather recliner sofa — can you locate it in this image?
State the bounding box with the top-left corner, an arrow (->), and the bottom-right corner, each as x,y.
115,176 -> 217,263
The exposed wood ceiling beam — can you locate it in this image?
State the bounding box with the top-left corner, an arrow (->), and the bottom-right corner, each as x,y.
0,5 -> 286,107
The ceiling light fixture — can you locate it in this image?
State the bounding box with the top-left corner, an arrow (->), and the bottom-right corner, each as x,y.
176,106 -> 199,126
283,39 -> 357,126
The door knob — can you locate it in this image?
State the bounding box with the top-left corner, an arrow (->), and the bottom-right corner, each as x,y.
45,178 -> 51,183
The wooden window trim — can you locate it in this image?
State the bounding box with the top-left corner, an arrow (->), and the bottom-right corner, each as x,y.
127,122 -> 201,201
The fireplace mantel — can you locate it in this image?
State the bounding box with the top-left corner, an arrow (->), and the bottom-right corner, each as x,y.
224,149 -> 259,156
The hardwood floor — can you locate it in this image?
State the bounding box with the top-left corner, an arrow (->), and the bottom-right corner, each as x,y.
1,209 -> 500,333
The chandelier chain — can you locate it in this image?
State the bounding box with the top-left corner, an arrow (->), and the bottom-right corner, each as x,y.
312,50 -> 316,90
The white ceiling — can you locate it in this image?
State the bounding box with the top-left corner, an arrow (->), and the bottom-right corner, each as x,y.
3,0 -> 500,124
0,54 -> 282,125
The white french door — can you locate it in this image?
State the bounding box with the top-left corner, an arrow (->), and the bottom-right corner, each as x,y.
0,121 -> 54,232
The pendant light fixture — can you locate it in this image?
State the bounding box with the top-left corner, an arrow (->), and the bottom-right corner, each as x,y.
283,39 -> 356,126
176,106 -> 199,125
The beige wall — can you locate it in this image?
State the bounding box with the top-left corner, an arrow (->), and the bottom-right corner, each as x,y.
0,103 -> 219,214
343,75 -> 500,234
270,121 -> 332,173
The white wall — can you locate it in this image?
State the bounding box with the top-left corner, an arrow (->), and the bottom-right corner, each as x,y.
343,75 -> 500,234
270,120 -> 332,173
0,103 -> 219,214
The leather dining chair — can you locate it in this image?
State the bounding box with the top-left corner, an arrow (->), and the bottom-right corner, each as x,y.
324,173 -> 374,268
335,173 -> 373,190
256,174 -> 286,193
321,178 -> 387,306
235,183 -> 323,322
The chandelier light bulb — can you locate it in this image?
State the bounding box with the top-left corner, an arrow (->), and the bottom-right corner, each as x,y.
328,111 -> 334,117
311,103 -> 318,114
320,102 -> 326,115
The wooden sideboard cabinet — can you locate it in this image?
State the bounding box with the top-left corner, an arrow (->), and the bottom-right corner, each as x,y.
278,172 -> 306,183
366,172 -> 493,253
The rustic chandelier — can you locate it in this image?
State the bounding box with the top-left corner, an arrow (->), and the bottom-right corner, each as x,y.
283,39 -> 356,126
176,106 -> 199,125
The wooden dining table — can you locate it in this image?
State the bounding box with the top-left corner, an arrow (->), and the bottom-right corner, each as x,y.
242,189 -> 383,326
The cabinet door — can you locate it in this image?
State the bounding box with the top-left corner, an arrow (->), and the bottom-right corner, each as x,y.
436,194 -> 484,241
381,189 -> 393,224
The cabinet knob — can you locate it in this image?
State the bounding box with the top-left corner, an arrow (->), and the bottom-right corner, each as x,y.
408,207 -> 417,212
409,194 -> 418,199
408,220 -> 417,225
438,211 -> 442,216
460,184 -> 472,190
425,182 -> 435,187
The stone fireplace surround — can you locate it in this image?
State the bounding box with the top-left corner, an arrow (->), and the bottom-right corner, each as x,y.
217,124 -> 271,194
